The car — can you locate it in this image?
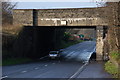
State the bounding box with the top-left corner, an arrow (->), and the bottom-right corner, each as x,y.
49,51 -> 60,59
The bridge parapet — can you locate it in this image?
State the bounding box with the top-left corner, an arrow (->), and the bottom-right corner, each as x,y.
13,7 -> 108,26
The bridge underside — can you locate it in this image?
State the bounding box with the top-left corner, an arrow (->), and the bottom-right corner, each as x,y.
13,26 -> 107,61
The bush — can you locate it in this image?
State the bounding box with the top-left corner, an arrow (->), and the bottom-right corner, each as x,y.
2,25 -> 23,36
63,32 -> 71,42
105,61 -> 119,78
2,58 -> 32,66
110,51 -> 120,61
2,25 -> 23,59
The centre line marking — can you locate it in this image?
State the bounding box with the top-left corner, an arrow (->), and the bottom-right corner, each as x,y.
21,71 -> 27,73
35,67 -> 39,69
45,65 -> 48,67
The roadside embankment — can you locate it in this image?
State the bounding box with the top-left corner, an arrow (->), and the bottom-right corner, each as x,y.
105,51 -> 120,78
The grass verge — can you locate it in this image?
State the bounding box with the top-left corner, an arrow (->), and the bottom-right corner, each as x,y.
105,61 -> 119,78
110,51 -> 120,61
2,58 -> 33,66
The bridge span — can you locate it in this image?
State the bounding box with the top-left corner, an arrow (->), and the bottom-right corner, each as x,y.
13,7 -> 109,60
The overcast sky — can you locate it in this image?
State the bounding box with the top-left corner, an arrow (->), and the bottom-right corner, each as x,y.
14,2 -> 98,9
11,0 -> 117,9
11,0 -> 96,2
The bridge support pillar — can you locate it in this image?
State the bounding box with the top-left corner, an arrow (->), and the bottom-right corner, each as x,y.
96,26 -> 104,61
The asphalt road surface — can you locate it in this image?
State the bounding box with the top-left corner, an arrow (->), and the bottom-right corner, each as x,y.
2,41 -> 96,78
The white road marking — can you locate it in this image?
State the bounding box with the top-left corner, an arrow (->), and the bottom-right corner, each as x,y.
21,71 -> 27,73
40,56 -> 48,59
35,67 -> 39,70
93,47 -> 96,52
1,76 -> 8,79
44,65 -> 48,67
65,51 -> 75,58
69,62 -> 88,79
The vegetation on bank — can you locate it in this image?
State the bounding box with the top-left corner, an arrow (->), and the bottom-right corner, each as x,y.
2,25 -> 23,36
110,51 -> 120,61
2,58 -> 33,66
2,25 -> 26,66
2,25 -> 23,58
103,2 -> 120,78
104,27 -> 120,78
105,51 -> 120,78
60,32 -> 84,49
105,61 -> 119,78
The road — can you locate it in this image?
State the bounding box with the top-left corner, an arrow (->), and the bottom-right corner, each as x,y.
2,41 -> 96,78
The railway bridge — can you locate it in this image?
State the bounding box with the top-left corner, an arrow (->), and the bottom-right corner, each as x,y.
13,7 -> 109,60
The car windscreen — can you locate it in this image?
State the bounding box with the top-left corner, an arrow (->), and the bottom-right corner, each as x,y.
49,52 -> 58,54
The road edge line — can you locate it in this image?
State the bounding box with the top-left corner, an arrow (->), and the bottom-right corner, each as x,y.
1,76 -> 8,79
69,62 -> 88,79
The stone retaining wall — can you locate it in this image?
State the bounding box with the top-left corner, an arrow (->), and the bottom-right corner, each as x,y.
13,10 -> 33,26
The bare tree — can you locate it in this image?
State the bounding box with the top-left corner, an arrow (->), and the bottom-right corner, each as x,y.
1,0 -> 17,25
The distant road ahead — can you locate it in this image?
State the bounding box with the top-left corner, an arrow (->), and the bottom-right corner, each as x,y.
61,41 -> 96,62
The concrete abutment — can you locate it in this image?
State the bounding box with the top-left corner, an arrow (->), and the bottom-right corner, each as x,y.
96,26 -> 104,60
